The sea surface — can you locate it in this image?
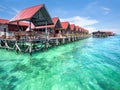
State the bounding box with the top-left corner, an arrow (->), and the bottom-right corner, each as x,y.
0,36 -> 120,90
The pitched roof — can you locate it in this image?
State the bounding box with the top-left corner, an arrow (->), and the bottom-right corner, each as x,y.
52,17 -> 59,26
10,4 -> 44,22
0,18 -> 28,26
79,27 -> 86,32
70,24 -> 75,31
61,22 -> 69,29
0,18 -> 8,24
9,4 -> 53,26
76,26 -> 79,31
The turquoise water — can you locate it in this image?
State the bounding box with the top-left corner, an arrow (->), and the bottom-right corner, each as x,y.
0,36 -> 120,90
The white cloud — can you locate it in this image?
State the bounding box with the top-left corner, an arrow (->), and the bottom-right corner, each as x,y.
84,27 -> 98,33
60,16 -> 98,26
102,7 -> 111,15
11,8 -> 20,14
0,5 -> 20,15
6,8 -> 20,15
0,5 -> 6,11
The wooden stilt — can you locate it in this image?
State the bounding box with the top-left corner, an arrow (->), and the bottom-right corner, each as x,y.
15,41 -> 21,53
29,41 -> 32,56
0,39 -> 1,47
56,39 -> 59,46
68,37 -> 71,42
62,38 -> 65,44
5,40 -> 10,50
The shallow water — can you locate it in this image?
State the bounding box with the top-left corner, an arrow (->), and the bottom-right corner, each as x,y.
0,36 -> 120,90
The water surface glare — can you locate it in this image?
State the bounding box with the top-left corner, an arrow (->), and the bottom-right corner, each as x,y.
0,36 -> 120,90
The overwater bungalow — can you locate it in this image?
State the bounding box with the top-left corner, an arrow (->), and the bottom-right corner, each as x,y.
92,31 -> 114,37
31,17 -> 63,38
83,28 -> 89,35
51,17 -> 63,37
9,4 -> 53,40
75,26 -> 79,37
79,27 -> 88,37
70,24 -> 76,36
0,18 -> 28,39
61,22 -> 71,37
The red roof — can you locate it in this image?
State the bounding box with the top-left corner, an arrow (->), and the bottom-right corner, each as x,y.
0,18 -> 28,26
76,26 -> 79,31
100,31 -> 113,34
61,22 -> 69,29
79,27 -> 85,32
9,4 -> 44,22
0,18 -> 8,24
70,24 -> 75,31
52,17 -> 59,26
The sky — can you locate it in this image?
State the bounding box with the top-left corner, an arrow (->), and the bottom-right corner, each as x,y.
0,0 -> 120,34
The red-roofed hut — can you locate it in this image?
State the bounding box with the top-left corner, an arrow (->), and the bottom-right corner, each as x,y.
9,4 -> 53,40
61,22 -> 71,37
0,18 -> 28,39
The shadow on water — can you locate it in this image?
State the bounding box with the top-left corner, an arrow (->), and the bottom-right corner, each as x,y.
29,57 -> 53,71
10,64 -> 33,73
97,79 -> 115,90
0,75 -> 18,90
0,67 -> 5,73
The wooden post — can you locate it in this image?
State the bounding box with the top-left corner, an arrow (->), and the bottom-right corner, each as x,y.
45,21 -> 48,40
62,38 -> 65,44
0,39 -> 1,47
29,41 -> 32,56
56,39 -> 59,46
29,21 -> 33,55
45,41 -> 49,50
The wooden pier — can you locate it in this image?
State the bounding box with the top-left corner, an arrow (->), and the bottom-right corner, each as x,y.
0,4 -> 91,55
0,34 -> 90,55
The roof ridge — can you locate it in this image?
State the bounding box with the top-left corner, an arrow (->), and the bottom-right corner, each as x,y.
22,4 -> 44,10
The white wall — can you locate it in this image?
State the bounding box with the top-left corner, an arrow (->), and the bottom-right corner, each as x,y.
0,24 -> 14,37
0,24 -> 8,36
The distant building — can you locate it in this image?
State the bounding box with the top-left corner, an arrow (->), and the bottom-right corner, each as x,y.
92,31 -> 114,37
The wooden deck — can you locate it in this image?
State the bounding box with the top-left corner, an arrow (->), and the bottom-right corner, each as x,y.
0,34 -> 90,55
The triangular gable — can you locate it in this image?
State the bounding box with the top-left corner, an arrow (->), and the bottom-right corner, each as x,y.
70,24 -> 76,31
79,27 -> 85,32
76,26 -> 79,32
61,22 -> 71,30
9,4 -> 53,26
31,17 -> 62,29
52,17 -> 62,28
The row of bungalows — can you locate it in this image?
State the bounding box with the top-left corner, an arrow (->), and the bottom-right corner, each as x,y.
92,31 -> 114,37
0,4 -> 89,41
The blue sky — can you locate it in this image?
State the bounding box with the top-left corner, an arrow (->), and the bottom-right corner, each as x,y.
0,0 -> 120,33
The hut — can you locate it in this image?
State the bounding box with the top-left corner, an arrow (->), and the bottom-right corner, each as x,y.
75,26 -> 79,37
9,4 -> 53,40
61,22 -> 71,37
92,31 -> 113,37
31,17 -> 63,38
70,24 -> 76,36
0,18 -> 28,39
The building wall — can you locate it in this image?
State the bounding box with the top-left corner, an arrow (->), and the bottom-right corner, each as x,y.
0,24 -> 8,37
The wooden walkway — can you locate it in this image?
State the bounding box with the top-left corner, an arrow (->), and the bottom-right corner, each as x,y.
0,35 -> 90,55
